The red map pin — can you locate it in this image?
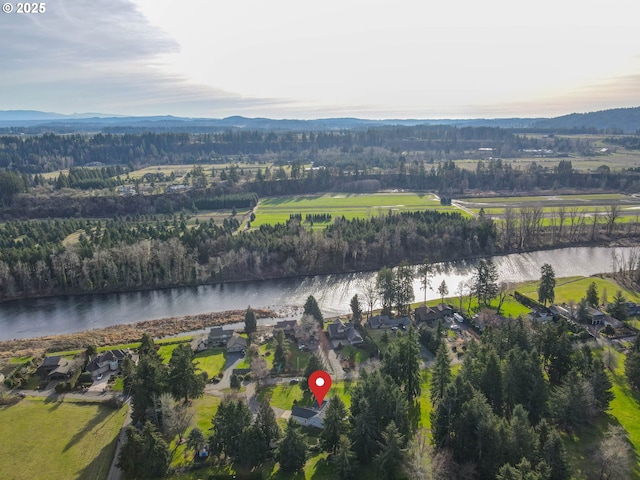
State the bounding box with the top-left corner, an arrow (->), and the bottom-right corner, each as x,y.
308,370 -> 332,407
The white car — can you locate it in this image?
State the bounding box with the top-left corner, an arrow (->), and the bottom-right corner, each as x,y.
96,373 -> 103,380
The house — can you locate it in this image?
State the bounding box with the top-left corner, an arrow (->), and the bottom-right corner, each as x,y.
550,304 -> 574,320
47,357 -> 77,381
587,307 -> 605,325
327,319 -> 363,347
273,320 -> 298,338
414,304 -> 454,325
208,326 -> 234,347
36,356 -> 67,379
226,334 -> 247,353
191,334 -> 209,352
86,349 -> 137,379
367,315 -> 412,329
291,400 -> 328,428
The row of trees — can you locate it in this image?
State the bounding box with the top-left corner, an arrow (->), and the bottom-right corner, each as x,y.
117,335 -> 208,478
0,210 -> 499,301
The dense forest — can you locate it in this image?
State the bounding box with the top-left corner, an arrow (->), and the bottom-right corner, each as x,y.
0,126 -> 617,173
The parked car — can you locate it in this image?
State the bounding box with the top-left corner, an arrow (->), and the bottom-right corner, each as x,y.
96,373 -> 103,380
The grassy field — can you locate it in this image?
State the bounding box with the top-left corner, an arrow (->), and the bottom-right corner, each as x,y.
0,398 -> 126,480
516,275 -> 640,305
251,192 -> 462,228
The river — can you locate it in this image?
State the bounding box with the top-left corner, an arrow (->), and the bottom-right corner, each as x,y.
0,246 -> 635,340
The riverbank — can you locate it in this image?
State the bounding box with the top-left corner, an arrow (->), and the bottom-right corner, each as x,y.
0,308 -> 276,359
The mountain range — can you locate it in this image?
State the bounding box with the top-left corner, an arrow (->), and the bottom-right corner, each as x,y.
0,107 -> 638,133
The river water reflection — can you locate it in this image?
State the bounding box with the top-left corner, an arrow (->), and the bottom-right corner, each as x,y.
0,246 -> 635,340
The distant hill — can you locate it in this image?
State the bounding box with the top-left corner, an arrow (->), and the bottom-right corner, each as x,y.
0,106 -> 638,133
531,107 -> 640,133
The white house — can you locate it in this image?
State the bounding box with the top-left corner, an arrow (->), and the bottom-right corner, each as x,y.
290,400 -> 328,428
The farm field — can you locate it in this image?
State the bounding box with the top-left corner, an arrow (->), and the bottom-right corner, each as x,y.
251,192 -> 462,229
0,398 -> 126,480
456,193 -> 640,224
455,148 -> 640,173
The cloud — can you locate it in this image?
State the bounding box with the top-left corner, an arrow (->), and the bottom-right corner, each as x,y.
0,0 -> 284,116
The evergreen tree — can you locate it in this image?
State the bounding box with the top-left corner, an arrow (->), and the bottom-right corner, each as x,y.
394,262 -> 415,315
209,398 -> 252,460
332,435 -> 357,480
118,422 -> 171,479
277,418 -> 308,473
273,329 -> 287,370
186,427 -> 205,458
624,338 -> 640,391
130,354 -> 167,425
168,344 -> 205,403
479,349 -> 503,413
431,342 -> 451,405
438,279 -> 449,306
350,294 -> 362,325
585,282 -> 599,308
608,290 -> 628,320
321,395 -> 349,453
255,398 -> 281,448
350,398 -> 378,462
472,259 -> 499,306
382,327 -> 422,402
542,429 -> 572,480
537,263 -> 556,306
244,305 -> 257,334
506,405 -> 538,466
377,267 -> 396,316
304,295 -> 324,327
302,354 -> 323,394
375,421 -> 405,480
238,424 -> 268,468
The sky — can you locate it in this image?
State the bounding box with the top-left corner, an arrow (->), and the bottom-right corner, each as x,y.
1,0 -> 639,119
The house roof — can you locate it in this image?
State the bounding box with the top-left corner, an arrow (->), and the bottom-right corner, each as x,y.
41,356 -> 62,368
275,320 -> 298,330
227,334 -> 247,350
291,400 -> 327,419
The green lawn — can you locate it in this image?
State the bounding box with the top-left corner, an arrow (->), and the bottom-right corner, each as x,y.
194,348 -> 226,378
460,193 -> 631,204
607,351 -> 640,478
0,398 -> 126,480
517,275 -> 640,305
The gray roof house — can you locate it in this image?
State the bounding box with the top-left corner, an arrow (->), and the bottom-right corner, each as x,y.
367,315 -> 412,329
226,334 -> 247,353
274,320 -> 298,337
208,326 -> 234,346
291,400 -> 328,428
414,304 -> 454,324
86,349 -> 137,378
327,319 -> 363,347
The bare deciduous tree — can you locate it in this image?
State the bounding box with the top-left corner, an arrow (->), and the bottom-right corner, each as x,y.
597,425 -> 633,480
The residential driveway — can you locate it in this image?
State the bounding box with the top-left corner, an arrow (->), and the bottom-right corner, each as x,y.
318,346 -> 345,380
206,352 -> 244,391
87,372 -> 113,393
